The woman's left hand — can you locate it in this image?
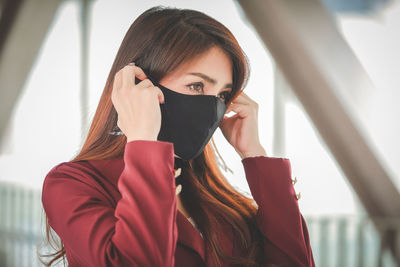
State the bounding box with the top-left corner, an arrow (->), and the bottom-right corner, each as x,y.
219,91 -> 267,160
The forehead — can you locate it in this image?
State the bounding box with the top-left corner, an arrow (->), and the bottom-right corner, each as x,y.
169,46 -> 232,82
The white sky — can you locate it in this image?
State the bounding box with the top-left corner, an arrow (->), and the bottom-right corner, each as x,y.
0,0 -> 399,218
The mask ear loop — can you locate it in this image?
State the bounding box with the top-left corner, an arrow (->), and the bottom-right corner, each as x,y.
211,136 -> 233,174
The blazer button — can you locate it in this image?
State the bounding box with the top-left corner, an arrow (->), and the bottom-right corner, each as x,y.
295,192 -> 301,200
174,168 -> 182,178
292,176 -> 297,185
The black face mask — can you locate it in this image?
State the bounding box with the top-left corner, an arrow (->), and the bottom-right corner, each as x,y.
134,74 -> 228,162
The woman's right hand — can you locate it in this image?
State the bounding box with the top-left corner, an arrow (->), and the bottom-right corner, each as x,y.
111,63 -> 165,142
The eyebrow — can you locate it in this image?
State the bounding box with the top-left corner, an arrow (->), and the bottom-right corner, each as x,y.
187,72 -> 233,90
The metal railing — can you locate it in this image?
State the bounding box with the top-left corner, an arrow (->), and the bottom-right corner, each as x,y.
0,182 -> 45,267
306,215 -> 399,266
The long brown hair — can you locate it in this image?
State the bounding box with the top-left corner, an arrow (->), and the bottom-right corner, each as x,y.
38,6 -> 266,266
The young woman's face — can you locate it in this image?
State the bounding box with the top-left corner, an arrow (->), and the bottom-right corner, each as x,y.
159,46 -> 233,159
159,46 -> 233,104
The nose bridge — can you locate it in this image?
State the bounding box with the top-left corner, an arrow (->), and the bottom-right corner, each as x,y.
205,86 -> 220,97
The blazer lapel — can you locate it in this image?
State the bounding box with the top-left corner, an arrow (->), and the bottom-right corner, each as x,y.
176,210 -> 206,261
176,210 -> 235,266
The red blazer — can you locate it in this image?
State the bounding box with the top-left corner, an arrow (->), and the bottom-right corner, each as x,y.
42,140 -> 315,267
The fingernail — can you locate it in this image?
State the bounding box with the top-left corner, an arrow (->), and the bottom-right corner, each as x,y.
129,62 -> 135,66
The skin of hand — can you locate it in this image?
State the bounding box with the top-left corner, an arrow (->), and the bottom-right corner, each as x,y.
111,62 -> 165,142
219,92 -> 267,160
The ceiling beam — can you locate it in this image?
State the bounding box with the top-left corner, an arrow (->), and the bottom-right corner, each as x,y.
0,0 -> 64,149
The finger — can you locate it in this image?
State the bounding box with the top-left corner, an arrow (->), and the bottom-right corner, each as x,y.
121,64 -> 135,88
175,184 -> 182,195
239,91 -> 252,101
220,112 -> 240,125
231,93 -> 249,105
111,72 -> 122,108
113,70 -> 122,91
226,102 -> 244,114
236,91 -> 258,107
226,103 -> 234,114
122,63 -> 147,88
228,103 -> 248,118
131,64 -> 148,81
136,78 -> 154,89
156,87 -> 165,104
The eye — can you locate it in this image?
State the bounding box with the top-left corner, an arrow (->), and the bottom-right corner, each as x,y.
218,91 -> 231,103
186,82 -> 204,93
186,82 -> 231,103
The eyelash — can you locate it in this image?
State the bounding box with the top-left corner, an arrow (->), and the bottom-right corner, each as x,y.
186,82 -> 231,102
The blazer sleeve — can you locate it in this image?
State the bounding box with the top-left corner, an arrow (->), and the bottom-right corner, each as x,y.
41,140 -> 178,267
241,156 -> 315,267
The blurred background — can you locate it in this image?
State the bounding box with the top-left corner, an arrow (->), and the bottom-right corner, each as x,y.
0,0 -> 399,266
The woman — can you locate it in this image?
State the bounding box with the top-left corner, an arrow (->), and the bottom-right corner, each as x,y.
39,6 -> 315,267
